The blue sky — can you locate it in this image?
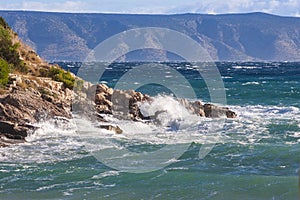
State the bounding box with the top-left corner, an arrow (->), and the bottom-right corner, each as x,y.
0,0 -> 299,17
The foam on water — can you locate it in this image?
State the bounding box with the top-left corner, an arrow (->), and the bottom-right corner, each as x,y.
0,95 -> 299,165
139,95 -> 192,128
242,81 -> 260,85
232,65 -> 262,69
0,118 -> 85,163
224,104 -> 300,144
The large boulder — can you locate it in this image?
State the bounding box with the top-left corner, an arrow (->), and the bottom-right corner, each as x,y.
0,89 -> 72,146
203,104 -> 237,118
0,90 -> 71,124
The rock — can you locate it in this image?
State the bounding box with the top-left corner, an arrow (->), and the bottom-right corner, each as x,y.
96,84 -> 109,94
0,90 -> 71,123
225,110 -> 237,118
86,85 -> 98,100
0,121 -> 29,140
95,93 -> 106,102
96,104 -> 111,114
98,125 -> 123,134
179,99 -> 205,117
204,104 -> 237,118
91,83 -> 236,121
106,87 -> 113,95
191,101 -> 205,117
0,120 -> 38,148
0,89 -> 72,145
0,135 -> 26,147
111,90 -> 132,119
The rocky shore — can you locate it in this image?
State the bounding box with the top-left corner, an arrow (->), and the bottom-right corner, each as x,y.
0,76 -> 237,147
0,75 -> 72,146
0,16 -> 236,147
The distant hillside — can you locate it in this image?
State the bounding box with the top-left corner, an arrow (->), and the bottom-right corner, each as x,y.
0,11 -> 300,61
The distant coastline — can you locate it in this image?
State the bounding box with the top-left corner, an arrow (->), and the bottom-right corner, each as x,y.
0,11 -> 299,62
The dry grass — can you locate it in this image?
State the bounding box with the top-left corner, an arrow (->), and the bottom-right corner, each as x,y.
16,81 -> 27,89
0,88 -> 8,95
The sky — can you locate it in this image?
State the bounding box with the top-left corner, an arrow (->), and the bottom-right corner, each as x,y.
0,0 -> 299,17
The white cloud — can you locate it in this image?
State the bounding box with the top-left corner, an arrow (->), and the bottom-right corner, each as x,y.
0,0 -> 299,17
0,1 -> 88,13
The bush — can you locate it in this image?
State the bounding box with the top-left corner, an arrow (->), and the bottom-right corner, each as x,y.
0,17 -> 9,29
0,59 -> 10,87
40,67 -> 75,89
0,18 -> 27,74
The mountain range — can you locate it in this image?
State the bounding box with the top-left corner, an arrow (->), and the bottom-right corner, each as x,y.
0,11 -> 300,62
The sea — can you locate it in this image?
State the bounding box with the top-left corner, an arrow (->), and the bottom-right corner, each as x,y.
0,62 -> 299,200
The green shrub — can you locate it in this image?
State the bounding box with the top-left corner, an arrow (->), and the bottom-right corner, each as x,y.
0,18 -> 27,74
40,67 -> 75,89
0,17 -> 9,29
0,59 -> 10,87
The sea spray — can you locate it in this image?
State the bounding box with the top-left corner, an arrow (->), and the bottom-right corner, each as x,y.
139,95 -> 192,129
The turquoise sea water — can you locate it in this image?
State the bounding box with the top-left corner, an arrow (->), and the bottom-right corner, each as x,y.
0,62 -> 299,199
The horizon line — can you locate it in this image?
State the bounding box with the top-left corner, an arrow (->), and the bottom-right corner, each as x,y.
0,9 -> 299,18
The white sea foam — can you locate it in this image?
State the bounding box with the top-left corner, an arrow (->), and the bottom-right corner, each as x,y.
139,95 -> 191,128
0,95 -> 298,164
221,76 -> 233,79
242,81 -> 260,85
232,66 -> 261,69
91,171 -> 120,179
224,104 -> 300,144
0,118 -> 84,163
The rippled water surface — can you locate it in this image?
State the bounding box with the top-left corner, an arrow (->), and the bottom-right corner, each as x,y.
0,62 -> 299,199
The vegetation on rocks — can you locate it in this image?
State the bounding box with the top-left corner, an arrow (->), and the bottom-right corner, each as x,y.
40,67 -> 75,89
0,16 -> 28,88
0,16 -> 77,91
0,59 -> 9,88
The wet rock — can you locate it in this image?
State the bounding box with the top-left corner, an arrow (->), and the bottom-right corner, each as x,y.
0,89 -> 72,146
0,135 -> 26,147
0,121 -> 29,140
179,99 -> 205,117
98,124 -> 123,134
204,104 -> 237,118
91,83 -> 236,121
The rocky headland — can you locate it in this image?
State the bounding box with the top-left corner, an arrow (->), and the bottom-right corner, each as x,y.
0,17 -> 236,147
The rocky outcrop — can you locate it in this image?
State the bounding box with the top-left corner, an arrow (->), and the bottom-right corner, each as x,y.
81,84 -> 237,122
0,78 -> 237,147
0,74 -> 72,145
1,75 -> 238,148
98,125 -> 123,134
91,84 -> 237,121
0,90 -> 71,124
203,104 -> 237,118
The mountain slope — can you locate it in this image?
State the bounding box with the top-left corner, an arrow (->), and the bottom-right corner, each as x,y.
0,11 -> 300,61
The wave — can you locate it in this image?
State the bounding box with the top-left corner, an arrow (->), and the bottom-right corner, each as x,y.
241,81 -> 260,85
0,95 -> 299,164
231,65 -> 262,70
231,105 -> 299,120
224,104 -> 300,144
0,118 -> 84,163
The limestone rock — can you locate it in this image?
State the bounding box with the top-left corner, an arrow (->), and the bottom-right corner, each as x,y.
204,104 -> 237,118
0,88 -> 72,147
98,124 -> 123,134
